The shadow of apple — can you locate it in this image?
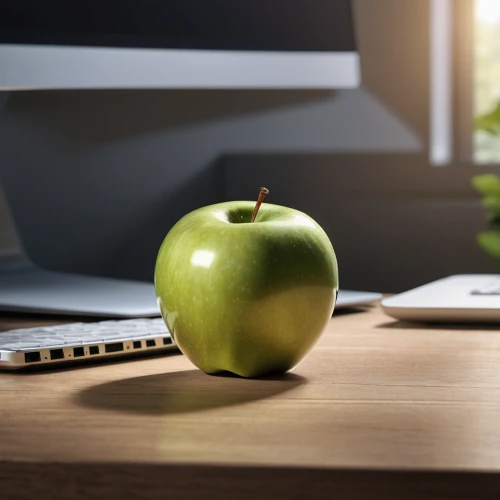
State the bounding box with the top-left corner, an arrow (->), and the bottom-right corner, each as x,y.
75,369 -> 306,415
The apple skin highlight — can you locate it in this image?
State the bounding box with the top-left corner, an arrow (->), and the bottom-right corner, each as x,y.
155,201 -> 338,378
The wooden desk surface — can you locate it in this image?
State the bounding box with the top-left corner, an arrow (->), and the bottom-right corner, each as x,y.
3,305 -> 500,499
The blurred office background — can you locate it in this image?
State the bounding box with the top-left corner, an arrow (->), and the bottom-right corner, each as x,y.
1,0 -> 499,292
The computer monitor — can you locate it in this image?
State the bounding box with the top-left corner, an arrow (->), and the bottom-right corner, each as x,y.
0,1 -> 363,316
0,0 -> 360,90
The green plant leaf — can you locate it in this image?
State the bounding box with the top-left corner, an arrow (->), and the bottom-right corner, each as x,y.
476,115 -> 500,135
472,174 -> 500,196
477,231 -> 500,259
481,195 -> 500,210
475,101 -> 500,135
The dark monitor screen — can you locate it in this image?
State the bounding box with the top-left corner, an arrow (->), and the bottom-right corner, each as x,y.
0,0 -> 356,52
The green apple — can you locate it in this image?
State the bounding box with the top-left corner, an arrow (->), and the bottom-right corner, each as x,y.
155,192 -> 338,378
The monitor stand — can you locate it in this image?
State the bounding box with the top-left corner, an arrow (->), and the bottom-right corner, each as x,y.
0,185 -> 160,317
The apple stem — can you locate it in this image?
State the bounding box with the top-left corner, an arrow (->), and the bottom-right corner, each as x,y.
251,187 -> 269,223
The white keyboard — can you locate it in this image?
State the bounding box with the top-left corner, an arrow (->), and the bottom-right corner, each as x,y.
0,318 -> 176,370
0,318 -> 169,350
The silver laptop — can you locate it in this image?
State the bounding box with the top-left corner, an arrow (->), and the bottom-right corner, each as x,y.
382,275 -> 500,323
0,184 -> 161,318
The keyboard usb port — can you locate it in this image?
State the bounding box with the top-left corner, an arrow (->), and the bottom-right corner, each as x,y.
146,339 -> 156,348
163,337 -> 173,345
50,349 -> 64,360
25,351 -> 41,363
73,347 -> 85,358
105,342 -> 124,353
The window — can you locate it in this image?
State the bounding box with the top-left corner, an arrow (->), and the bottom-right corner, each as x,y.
430,0 -> 500,167
474,0 -> 500,163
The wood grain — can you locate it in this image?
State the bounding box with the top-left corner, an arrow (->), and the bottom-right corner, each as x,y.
3,305 -> 500,498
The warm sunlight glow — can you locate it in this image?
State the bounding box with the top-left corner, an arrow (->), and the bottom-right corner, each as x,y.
474,0 -> 500,162
476,0 -> 500,24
